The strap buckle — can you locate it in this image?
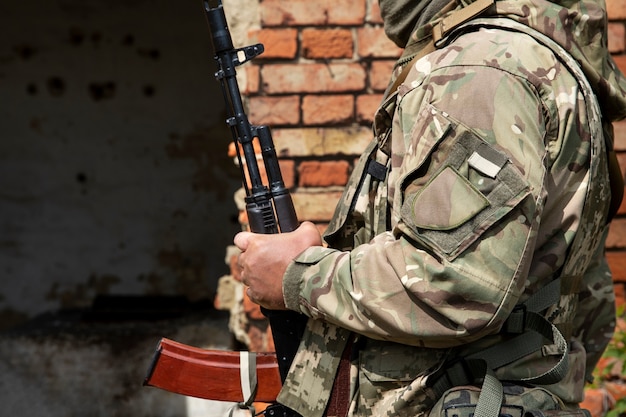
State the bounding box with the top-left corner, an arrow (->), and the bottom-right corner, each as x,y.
432,0 -> 496,47
429,358 -> 475,396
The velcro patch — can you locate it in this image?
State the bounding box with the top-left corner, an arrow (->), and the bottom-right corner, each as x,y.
468,143 -> 509,178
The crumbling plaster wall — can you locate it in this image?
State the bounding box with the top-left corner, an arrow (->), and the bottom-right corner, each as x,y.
0,0 -> 243,328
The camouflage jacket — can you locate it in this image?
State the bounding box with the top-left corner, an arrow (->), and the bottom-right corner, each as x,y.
277,0 -> 626,416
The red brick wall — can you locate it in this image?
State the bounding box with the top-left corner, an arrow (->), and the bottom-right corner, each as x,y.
606,0 -> 626,309
240,0 -> 400,231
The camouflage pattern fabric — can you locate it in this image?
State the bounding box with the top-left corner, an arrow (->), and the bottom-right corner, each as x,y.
277,0 -> 626,416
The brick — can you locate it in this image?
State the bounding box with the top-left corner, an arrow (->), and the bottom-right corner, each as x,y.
607,251 -> 626,283
302,28 -> 354,59
608,23 -> 625,53
614,120 -> 626,151
320,0 -> 368,26
249,28 -> 298,59
368,0 -> 384,24
261,63 -> 367,94
292,190 -> 344,222
279,159 -> 296,189
298,160 -> 350,187
243,65 -> 260,95
357,26 -> 402,58
617,151 -> 626,176
607,0 -> 626,20
248,95 -> 300,126
260,0 -> 366,27
616,283 -> 626,309
606,218 -> 626,249
272,126 -> 372,157
618,187 -> 626,216
356,94 -> 384,124
370,60 -> 395,91
302,95 -> 354,125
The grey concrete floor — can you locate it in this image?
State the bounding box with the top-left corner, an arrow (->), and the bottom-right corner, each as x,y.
0,301 -> 243,417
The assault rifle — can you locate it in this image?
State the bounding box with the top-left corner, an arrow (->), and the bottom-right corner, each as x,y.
144,0 -> 307,412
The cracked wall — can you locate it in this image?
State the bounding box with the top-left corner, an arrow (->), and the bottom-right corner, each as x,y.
0,0 -> 241,329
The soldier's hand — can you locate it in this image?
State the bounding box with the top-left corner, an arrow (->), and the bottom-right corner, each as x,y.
234,221 -> 322,310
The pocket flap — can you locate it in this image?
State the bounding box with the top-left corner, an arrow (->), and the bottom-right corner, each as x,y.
407,166 -> 490,230
399,130 -> 530,260
360,341 -> 447,382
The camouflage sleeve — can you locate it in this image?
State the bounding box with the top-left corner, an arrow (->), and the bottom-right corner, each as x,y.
283,29 -> 588,349
283,220 -> 534,349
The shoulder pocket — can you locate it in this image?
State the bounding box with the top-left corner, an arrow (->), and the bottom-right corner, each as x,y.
399,128 -> 530,260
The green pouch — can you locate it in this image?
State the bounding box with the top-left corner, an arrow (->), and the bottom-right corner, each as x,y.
429,384 -> 574,417
441,406 -> 591,417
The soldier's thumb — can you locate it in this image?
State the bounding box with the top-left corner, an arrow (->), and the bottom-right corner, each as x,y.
233,231 -> 252,251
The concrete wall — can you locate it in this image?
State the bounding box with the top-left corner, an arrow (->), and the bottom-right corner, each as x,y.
0,1 -> 254,415
0,0 -> 242,328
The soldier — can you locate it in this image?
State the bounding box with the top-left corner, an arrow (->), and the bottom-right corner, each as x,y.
235,0 -> 626,416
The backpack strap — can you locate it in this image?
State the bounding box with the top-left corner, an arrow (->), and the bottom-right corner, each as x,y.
384,0 -> 496,100
430,279 -> 568,417
431,0 -> 496,46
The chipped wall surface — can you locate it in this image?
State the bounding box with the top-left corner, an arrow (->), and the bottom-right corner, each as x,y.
0,309 -> 236,417
0,0 -> 242,328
